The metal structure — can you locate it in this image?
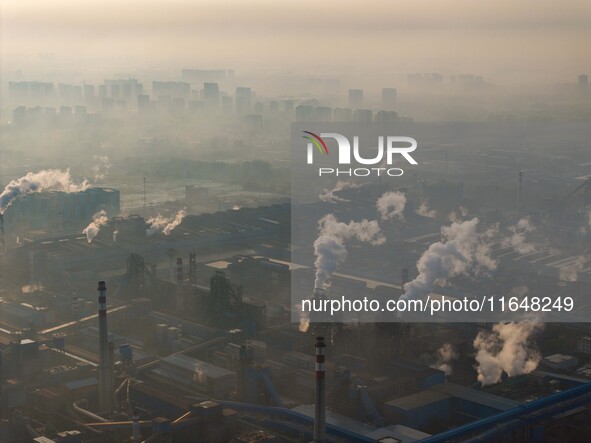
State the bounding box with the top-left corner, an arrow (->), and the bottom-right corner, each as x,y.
176,257 -> 184,312
189,252 -> 197,286
314,336 -> 326,443
209,270 -> 243,315
97,281 -> 114,413
418,381 -> 591,443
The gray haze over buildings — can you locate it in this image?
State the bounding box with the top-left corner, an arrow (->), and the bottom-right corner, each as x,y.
0,1 -> 590,442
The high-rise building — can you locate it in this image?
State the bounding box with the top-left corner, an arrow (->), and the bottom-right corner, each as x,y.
382,88 -> 397,107
348,89 -> 364,107
203,82 -> 220,109
235,87 -> 252,114
579,74 -> 589,90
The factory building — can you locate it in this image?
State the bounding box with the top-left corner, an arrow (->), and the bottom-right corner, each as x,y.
154,354 -> 236,397
2,187 -> 120,244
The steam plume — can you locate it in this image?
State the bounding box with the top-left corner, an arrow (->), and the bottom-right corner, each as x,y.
319,181 -> 359,203
0,169 -> 90,214
296,302 -> 310,332
376,191 -> 406,221
146,209 -> 187,236
401,218 -> 497,301
82,210 -> 108,243
502,217 -> 535,254
92,155 -> 111,182
22,284 -> 44,293
416,201 -> 437,218
432,343 -> 457,376
559,256 -> 585,282
474,319 -> 542,386
314,214 -> 385,290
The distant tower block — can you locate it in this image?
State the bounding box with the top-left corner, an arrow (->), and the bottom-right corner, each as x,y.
382,88 -> 397,108
578,74 -> 589,91
348,89 -> 364,108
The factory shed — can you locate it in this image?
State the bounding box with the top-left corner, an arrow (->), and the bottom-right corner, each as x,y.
384,390 -> 450,429
430,382 -> 520,420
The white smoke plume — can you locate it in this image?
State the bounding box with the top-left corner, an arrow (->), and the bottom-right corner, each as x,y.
296,303 -> 310,332
432,343 -> 458,376
449,206 -> 469,222
92,155 -> 111,182
314,214 -> 385,290
474,320 -> 542,386
319,181 -> 359,203
416,201 -> 437,218
22,284 -> 44,293
502,217 -> 535,254
0,169 -> 90,214
82,210 -> 108,243
376,191 -> 406,221
192,366 -> 208,384
163,209 -> 186,235
112,230 -> 119,243
559,256 -> 585,282
146,209 -> 187,237
401,218 -> 497,301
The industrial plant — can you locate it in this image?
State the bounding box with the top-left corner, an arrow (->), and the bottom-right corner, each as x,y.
1,1 -> 591,442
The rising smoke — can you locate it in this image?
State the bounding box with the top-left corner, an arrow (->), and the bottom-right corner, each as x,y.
448,206 -> 469,223
502,217 -> 536,254
319,181 -> 359,204
432,343 -> 458,376
313,214 -> 385,290
146,209 -> 187,237
82,210 -> 108,243
401,218 -> 497,301
474,319 -> 542,386
21,284 -> 44,294
559,256 -> 585,282
0,169 -> 90,214
376,191 -> 406,221
416,201 -> 437,218
296,302 -> 310,333
92,155 -> 112,182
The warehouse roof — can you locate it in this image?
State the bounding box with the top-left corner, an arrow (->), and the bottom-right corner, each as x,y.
430,382 -> 520,411
385,390 -> 449,411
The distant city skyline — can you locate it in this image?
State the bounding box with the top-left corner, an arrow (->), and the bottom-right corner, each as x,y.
1,0 -> 589,84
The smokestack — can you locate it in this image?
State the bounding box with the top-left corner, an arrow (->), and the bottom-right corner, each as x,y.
176,258 -> 183,311
97,281 -> 113,413
314,336 -> 326,443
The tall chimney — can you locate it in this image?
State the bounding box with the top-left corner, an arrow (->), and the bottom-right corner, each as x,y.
176,257 -> 184,311
314,336 -> 326,443
97,281 -> 113,413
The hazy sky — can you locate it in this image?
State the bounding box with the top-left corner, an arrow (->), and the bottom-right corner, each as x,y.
1,0 -> 589,83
